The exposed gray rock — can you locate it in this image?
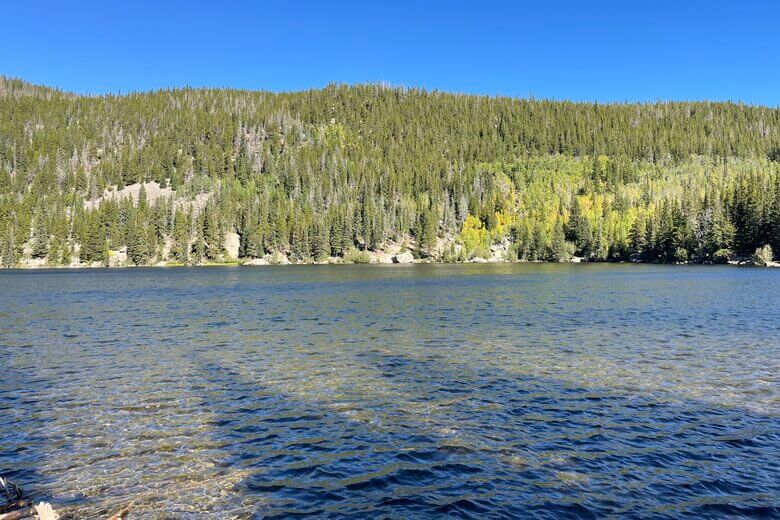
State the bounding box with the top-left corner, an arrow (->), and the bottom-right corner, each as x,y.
224,232 -> 240,259
108,247 -> 127,267
393,251 -> 414,264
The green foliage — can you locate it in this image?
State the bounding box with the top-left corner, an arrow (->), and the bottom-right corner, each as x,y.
0,77 -> 779,266
203,203 -> 223,261
1,226 -> 17,267
752,245 -> 774,266
127,212 -> 153,265
79,212 -> 107,264
343,247 -> 371,264
30,216 -> 48,259
172,208 -> 191,263
311,218 -> 330,262
192,219 -> 206,263
415,205 -> 438,257
549,222 -> 576,262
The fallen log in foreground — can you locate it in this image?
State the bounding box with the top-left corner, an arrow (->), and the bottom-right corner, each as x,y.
0,508 -> 34,520
1,476 -> 58,520
0,502 -> 57,520
1,475 -> 129,520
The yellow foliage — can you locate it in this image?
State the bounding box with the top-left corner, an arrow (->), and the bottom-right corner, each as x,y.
491,208 -> 516,241
322,123 -> 355,151
459,214 -> 490,259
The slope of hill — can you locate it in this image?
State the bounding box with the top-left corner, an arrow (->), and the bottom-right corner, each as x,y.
1,77 -> 779,266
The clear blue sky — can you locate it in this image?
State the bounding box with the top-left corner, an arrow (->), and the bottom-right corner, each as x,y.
2,0 -> 778,105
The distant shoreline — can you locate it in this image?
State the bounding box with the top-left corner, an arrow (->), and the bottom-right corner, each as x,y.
2,259 -> 778,269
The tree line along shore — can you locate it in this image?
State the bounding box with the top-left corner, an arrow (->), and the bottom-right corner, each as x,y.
1,76 -> 779,268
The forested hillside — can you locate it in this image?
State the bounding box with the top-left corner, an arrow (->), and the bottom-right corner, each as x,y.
1,76 -> 779,266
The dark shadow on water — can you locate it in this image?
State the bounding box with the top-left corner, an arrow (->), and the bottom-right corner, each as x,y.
0,357 -> 85,509
361,349 -> 780,519
192,352 -> 780,519
3,265 -> 779,519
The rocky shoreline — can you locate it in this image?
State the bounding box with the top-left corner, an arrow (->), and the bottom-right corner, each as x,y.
4,254 -> 778,269
4,232 -> 778,269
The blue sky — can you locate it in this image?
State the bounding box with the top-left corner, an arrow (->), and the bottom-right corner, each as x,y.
2,1 -> 778,104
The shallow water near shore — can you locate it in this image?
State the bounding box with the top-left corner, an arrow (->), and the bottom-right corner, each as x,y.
1,264 -> 779,518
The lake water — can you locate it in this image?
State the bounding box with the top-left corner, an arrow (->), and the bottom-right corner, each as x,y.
1,264 -> 778,518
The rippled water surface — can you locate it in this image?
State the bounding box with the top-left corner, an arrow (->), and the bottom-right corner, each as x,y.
1,264 -> 779,518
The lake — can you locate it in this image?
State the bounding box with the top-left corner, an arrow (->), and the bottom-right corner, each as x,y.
1,264 -> 778,518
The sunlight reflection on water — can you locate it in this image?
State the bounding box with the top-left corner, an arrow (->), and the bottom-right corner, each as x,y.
1,264 -> 778,518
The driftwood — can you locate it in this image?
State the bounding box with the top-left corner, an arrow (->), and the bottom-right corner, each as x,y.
1,475 -> 127,519
0,501 -> 129,520
1,476 -> 58,520
0,502 -> 29,515
0,502 -> 58,520
33,503 -> 57,520
0,507 -> 35,520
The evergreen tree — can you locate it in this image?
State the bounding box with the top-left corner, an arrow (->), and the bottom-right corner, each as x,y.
548,221 -> 573,262
243,218 -> 264,258
126,212 -> 152,265
203,203 -> 223,261
566,197 -> 593,255
1,227 -> 16,267
311,218 -> 329,262
30,217 -> 49,259
629,215 -> 647,258
415,206 -> 438,257
172,209 -> 191,263
80,213 -> 106,264
0,76 -> 778,267
192,221 -> 206,264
